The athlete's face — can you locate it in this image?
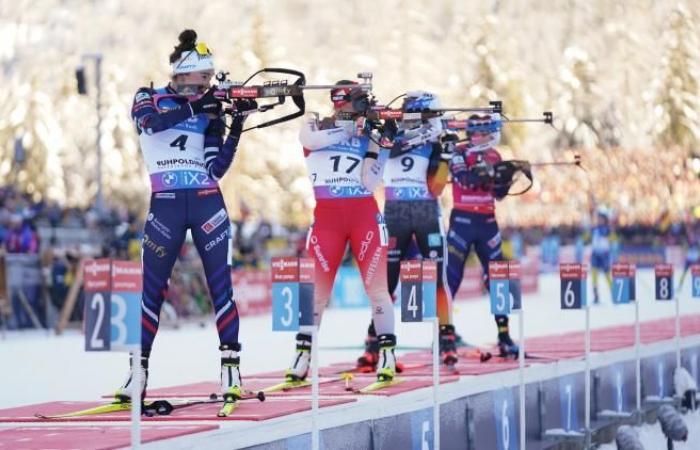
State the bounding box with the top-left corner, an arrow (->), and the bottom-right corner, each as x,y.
470,131 -> 490,145
172,70 -> 214,96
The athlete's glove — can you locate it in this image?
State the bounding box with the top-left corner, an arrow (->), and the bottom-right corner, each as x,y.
233,98 -> 258,114
381,119 -> 399,140
190,87 -> 222,116
493,161 -> 517,188
440,133 -> 459,161
467,159 -> 494,189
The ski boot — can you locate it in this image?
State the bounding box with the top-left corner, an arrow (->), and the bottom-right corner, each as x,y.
439,324 -> 459,367
357,325 -> 379,373
284,333 -> 312,382
497,332 -> 520,358
115,352 -> 149,403
219,343 -> 242,417
376,334 -> 398,382
593,286 -> 600,304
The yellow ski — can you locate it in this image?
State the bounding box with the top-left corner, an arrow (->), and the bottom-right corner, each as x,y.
262,379 -> 311,393
217,400 -> 239,417
35,401 -> 132,419
358,377 -> 403,394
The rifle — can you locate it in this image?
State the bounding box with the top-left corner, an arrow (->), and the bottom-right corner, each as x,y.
365,100 -> 503,122
215,69 -> 374,132
492,154 -> 583,196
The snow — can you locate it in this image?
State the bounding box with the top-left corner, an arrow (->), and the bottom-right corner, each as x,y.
0,270 -> 698,409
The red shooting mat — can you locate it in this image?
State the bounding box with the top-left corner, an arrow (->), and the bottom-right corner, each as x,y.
0,424 -> 218,450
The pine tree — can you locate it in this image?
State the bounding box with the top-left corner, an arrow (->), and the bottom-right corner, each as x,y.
650,3 -> 700,151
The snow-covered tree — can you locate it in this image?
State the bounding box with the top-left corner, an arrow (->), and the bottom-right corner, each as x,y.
649,3 -> 700,151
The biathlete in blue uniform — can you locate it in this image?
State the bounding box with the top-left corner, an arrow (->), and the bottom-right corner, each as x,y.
116,30 -> 256,405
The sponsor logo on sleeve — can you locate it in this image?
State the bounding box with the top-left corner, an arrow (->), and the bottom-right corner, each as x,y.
135,91 -> 151,103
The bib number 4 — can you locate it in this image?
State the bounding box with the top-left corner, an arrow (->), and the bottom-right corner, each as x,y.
170,134 -> 188,151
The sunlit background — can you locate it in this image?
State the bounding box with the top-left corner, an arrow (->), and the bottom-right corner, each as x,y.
2,0 -> 699,228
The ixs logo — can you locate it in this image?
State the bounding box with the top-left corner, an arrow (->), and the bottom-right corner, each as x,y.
201,208 -> 228,234
205,230 -> 228,252
143,233 -> 167,258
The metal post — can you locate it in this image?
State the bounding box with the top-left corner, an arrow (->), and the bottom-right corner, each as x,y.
635,299 -> 641,417
311,326 -> 319,450
584,303 -> 591,447
519,309 -> 525,450
675,293 -> 681,371
81,53 -> 104,215
94,55 -> 104,214
433,317 -> 440,450
131,348 -> 141,449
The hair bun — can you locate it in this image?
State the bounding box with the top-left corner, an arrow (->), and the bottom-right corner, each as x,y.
170,29 -> 198,63
178,29 -> 197,48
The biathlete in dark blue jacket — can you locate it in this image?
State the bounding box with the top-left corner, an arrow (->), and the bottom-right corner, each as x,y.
116,30 -> 256,406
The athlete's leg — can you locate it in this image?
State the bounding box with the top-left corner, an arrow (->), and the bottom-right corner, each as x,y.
445,210 -> 472,299
188,189 -> 243,397
350,211 -> 394,336
359,200 -> 412,370
473,216 -> 515,354
413,200 -> 451,325
286,202 -> 347,381
141,193 -> 187,355
349,201 -> 397,381
189,190 -> 239,345
414,201 -> 459,363
118,191 -> 186,400
385,200 -> 415,298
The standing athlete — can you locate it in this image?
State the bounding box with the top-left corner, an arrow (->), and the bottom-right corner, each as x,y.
285,81 -> 399,384
357,92 -> 459,370
445,115 -> 519,357
588,207 -> 616,304
115,30 -> 256,411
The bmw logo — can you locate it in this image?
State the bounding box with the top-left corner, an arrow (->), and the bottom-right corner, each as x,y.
162,172 -> 177,186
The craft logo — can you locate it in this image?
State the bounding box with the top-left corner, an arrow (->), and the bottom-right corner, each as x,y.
205,230 -> 228,252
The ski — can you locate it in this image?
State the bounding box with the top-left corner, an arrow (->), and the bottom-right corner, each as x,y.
35,400 -> 132,419
144,391 -> 265,417
261,379 -> 311,393
357,377 -> 404,394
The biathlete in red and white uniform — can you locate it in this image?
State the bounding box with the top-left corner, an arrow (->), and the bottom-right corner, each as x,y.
285,81 -> 399,383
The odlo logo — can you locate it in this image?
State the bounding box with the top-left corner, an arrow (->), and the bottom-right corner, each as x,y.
143,234 -> 167,258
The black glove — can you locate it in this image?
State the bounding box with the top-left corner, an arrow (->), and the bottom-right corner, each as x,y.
381,119 -> 398,140
467,160 -> 494,188
493,161 -> 517,188
190,87 -> 221,116
233,98 -> 258,114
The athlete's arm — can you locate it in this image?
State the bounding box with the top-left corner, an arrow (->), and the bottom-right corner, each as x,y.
361,139 -> 390,192
132,87 -> 221,135
427,142 -> 449,197
203,117 -> 242,181
299,117 -> 347,151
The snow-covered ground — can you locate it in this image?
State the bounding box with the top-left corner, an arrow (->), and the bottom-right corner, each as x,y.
1,270 -> 698,409
599,409 -> 700,450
